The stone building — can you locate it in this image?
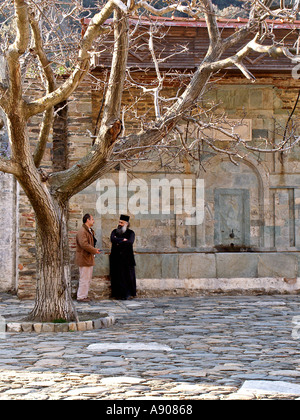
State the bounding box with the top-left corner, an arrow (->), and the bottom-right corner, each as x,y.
0,56 -> 18,294
1,17 -> 300,298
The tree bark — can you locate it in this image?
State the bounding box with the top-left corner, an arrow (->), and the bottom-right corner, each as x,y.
27,201 -> 78,322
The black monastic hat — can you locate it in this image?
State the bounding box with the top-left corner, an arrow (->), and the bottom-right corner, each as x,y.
120,214 -> 130,222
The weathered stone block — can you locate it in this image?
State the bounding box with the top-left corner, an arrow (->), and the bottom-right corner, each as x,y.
93,318 -> 103,329
41,323 -> 55,333
54,323 -> 69,333
21,322 -> 33,332
161,254 -> 178,278
178,254 -> 216,278
76,321 -> 86,331
33,323 -> 43,333
233,88 -> 249,108
101,318 -> 109,328
7,323 -> 22,333
216,253 -> 258,278
252,129 -> 269,140
249,89 -> 263,109
86,320 -> 93,330
93,254 -> 110,276
216,89 -> 234,109
258,253 -> 298,278
135,254 -> 162,278
68,322 -> 77,331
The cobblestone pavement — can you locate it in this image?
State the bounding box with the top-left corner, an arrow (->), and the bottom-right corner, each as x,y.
1,293 -> 300,400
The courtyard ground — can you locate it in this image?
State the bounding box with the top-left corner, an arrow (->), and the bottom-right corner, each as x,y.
0,293 -> 300,401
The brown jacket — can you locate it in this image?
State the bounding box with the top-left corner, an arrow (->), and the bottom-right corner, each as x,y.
75,224 -> 98,267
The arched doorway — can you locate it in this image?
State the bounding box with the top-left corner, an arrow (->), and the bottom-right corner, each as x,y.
202,155 -> 268,250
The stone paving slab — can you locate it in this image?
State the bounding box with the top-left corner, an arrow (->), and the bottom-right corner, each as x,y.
1,293 -> 300,400
238,380 -> 300,396
87,342 -> 173,352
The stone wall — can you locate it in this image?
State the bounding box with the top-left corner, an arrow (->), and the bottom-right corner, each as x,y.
0,116 -> 17,292
69,74 -> 300,298
0,171 -> 17,292
88,251 -> 300,298
0,52 -> 18,292
3,72 -> 300,299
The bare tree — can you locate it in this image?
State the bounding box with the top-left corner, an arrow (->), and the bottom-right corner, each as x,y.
0,0 -> 299,322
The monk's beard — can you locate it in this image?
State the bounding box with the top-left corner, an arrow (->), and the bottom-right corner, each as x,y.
116,224 -> 127,235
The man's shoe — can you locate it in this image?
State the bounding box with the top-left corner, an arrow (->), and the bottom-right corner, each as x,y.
77,298 -> 90,302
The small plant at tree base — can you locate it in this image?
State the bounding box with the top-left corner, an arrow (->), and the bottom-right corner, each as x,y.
52,318 -> 67,324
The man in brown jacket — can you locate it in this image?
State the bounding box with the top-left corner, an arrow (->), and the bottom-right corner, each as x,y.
75,214 -> 101,302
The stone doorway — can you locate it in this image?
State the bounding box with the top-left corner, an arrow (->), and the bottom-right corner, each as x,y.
214,188 -> 250,249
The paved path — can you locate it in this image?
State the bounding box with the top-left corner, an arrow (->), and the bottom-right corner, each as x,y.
1,293 -> 300,400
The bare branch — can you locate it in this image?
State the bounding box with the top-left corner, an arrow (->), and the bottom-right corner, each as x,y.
29,10 -> 56,93
99,8 -> 129,128
201,0 -> 220,47
135,0 -> 203,18
33,109 -> 54,167
293,0 -> 300,14
6,0 -> 30,102
10,0 -> 30,56
112,0 -> 128,13
48,7 -> 130,199
148,26 -> 164,119
29,9 -> 56,167
249,40 -> 300,61
201,34 -> 300,81
234,62 -> 256,82
0,84 -> 9,111
0,157 -> 21,176
5,0 -> 300,201
221,22 -> 258,53
25,0 -> 115,118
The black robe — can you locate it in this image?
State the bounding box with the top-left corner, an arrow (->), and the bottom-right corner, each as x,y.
109,228 -> 136,299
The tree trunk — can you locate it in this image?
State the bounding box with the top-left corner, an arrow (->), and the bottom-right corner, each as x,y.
27,201 -> 78,323
6,102 -> 77,323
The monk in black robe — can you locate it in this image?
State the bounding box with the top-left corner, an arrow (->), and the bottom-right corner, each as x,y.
109,215 -> 136,300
